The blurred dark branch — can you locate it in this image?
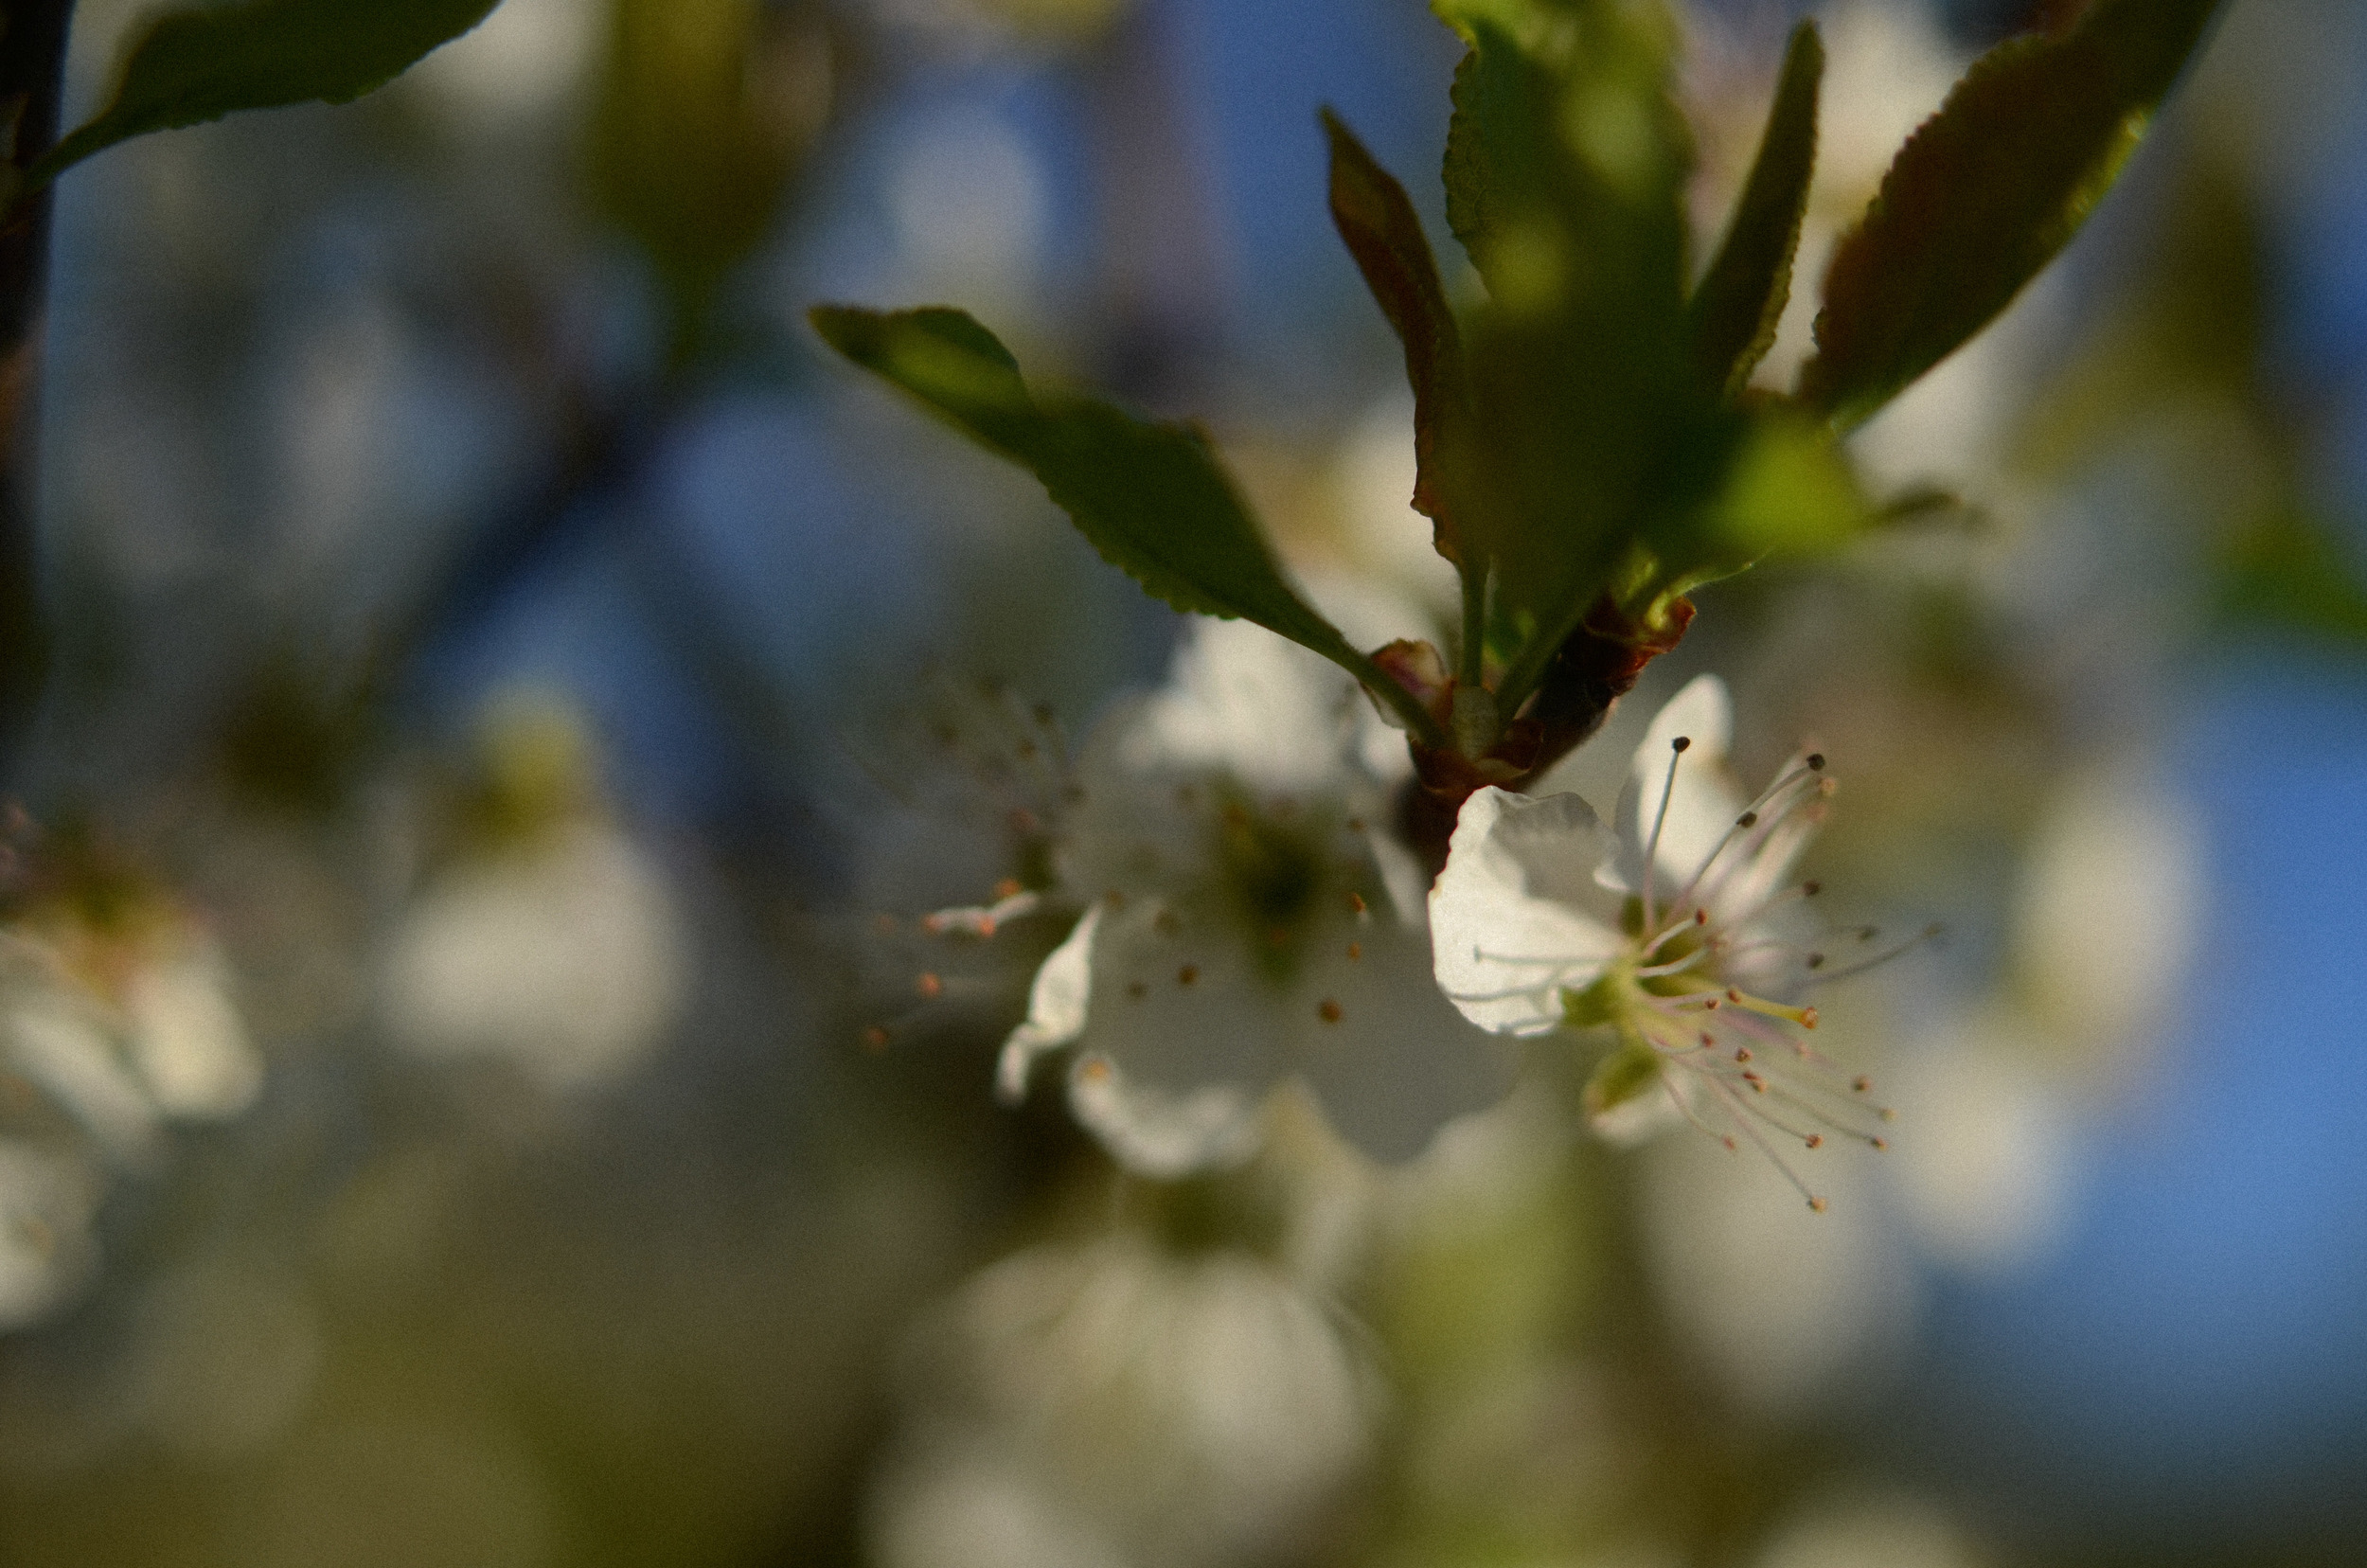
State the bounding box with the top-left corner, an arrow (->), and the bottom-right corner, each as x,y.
370,377 -> 670,692
0,0 -> 74,778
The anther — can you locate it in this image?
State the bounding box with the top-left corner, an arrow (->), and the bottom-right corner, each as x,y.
1077,1057 -> 1112,1084
1673,736 -> 1692,753
862,1025 -> 890,1051
1737,811 -> 1759,829
915,972 -> 944,1000
1804,881 -> 1822,897
1808,1195 -> 1828,1212
1693,908 -> 1708,925
1870,1136 -> 1889,1151
1346,942 -> 1362,961
1799,1007 -> 1819,1029
1735,1046 -> 1752,1062
1805,1133 -> 1823,1149
1347,892 -> 1367,915
1318,998 -> 1344,1024
993,877 -> 1022,900
1807,953 -> 1825,970
1806,753 -> 1825,771
1722,1136 -> 1738,1151
1177,965 -> 1200,986
1852,1076 -> 1873,1094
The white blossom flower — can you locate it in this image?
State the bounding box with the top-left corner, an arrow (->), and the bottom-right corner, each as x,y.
1431,675 -> 1905,1208
980,618 -> 1514,1175
378,692 -> 686,1093
868,1233 -> 1375,1568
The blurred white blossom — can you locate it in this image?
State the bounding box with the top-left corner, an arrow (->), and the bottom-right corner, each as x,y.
989,617 -> 1512,1174
870,1233 -> 1375,1568
379,693 -> 687,1092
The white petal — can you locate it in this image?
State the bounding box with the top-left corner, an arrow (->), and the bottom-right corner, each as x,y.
124,945 -> 261,1119
1285,920 -> 1516,1163
1429,788 -> 1625,1037
1119,619 -> 1361,794
994,903 -> 1100,1102
9,995 -> 162,1163
1066,1055 -> 1260,1177
1070,899 -> 1292,1125
1607,674 -> 1746,896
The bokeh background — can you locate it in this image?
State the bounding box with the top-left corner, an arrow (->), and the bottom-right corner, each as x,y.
0,0 -> 2362,1563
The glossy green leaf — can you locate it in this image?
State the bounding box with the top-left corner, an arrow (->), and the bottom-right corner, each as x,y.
1685,20 -> 1822,399
810,306 -> 1404,711
24,0 -> 502,195
1801,0 -> 2228,430
1322,109 -> 1474,565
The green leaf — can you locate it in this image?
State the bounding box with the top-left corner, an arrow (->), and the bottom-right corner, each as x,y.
810,307 -> 1433,733
1433,6 -> 1569,309
1691,409 -> 1866,559
24,0 -> 503,195
1685,20 -> 1822,400
1800,0 -> 2228,430
1429,0 -> 1706,630
1321,108 -> 1474,565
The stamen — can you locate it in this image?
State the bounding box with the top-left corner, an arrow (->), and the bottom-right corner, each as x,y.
1634,950 -> 1712,979
1640,737 -> 1688,930
1803,923 -> 1946,988
1718,986 -> 1817,1029
1703,1075 -> 1827,1212
1665,762 -> 1825,916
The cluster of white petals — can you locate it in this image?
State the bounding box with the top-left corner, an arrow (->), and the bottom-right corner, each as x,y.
1429,676 -> 1893,1206
0,894 -> 263,1328
983,618 -> 1512,1174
